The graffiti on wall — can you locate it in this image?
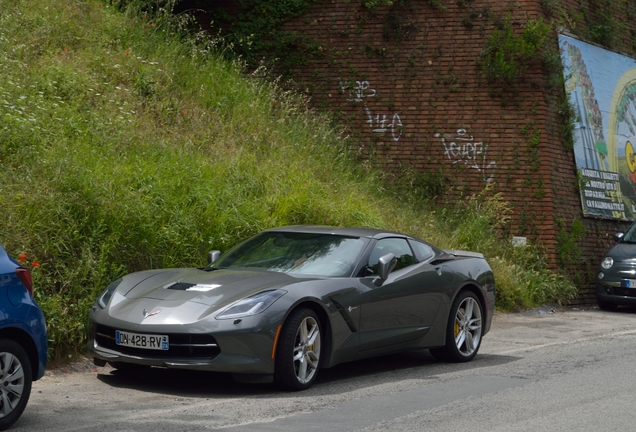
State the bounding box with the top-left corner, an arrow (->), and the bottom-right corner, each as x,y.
338,78 -> 402,141
340,79 -> 376,102
434,129 -> 497,182
365,108 -> 403,142
560,34 -> 636,220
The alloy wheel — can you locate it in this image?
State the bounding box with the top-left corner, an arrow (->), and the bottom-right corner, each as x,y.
292,315 -> 321,384
0,351 -> 25,418
454,296 -> 482,357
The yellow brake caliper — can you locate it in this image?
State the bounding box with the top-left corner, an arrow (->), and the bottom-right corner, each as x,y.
454,308 -> 462,338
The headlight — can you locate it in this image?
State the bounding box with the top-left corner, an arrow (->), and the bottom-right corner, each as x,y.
97,278 -> 122,309
216,290 -> 286,320
601,257 -> 614,270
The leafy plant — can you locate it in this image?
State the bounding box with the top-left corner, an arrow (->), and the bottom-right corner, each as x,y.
480,14 -> 551,89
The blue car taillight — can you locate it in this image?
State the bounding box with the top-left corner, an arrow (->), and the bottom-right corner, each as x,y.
16,267 -> 33,296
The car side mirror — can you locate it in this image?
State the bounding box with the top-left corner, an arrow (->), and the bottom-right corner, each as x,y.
614,233 -> 624,242
207,250 -> 221,264
373,253 -> 397,287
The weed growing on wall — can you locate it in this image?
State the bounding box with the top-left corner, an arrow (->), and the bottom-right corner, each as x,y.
363,0 -> 394,14
556,218 -> 586,269
539,36 -> 578,152
480,14 -> 551,91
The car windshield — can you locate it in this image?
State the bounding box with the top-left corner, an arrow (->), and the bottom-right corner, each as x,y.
621,222 -> 636,243
211,232 -> 367,277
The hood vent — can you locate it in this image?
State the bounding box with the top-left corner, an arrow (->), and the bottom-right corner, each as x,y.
165,282 -> 196,291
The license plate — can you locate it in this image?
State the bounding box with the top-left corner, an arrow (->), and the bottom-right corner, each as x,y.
625,279 -> 636,288
116,330 -> 169,350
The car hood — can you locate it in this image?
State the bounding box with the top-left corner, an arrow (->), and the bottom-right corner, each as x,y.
107,268 -> 305,325
606,242 -> 636,263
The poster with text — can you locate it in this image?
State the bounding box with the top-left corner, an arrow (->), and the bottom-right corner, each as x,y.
560,34 -> 636,220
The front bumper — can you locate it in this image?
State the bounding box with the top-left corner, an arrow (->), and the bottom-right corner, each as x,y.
595,279 -> 636,306
89,340 -> 272,373
87,320 -> 277,375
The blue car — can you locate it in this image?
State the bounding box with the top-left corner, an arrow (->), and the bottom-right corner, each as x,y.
0,246 -> 47,430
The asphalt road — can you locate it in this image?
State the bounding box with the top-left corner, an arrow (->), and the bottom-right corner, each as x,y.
13,306 -> 636,431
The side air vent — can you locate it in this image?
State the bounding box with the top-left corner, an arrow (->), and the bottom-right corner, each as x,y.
329,298 -> 358,333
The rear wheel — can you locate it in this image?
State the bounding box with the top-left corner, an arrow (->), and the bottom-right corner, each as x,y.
0,339 -> 32,431
275,308 -> 322,391
431,291 -> 483,362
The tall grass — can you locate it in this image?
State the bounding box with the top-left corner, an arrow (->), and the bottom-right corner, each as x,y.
0,0 -> 577,360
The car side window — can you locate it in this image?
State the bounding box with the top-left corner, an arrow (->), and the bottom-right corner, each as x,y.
409,240 -> 434,262
367,238 -> 416,275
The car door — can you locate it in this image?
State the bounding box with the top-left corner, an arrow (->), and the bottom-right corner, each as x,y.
357,237 -> 450,352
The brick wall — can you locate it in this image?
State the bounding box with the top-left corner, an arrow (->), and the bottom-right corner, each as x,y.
278,1 -> 565,259
188,0 -> 636,301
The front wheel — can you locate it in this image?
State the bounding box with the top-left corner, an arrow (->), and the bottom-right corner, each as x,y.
0,340 -> 32,431
596,297 -> 618,311
431,291 -> 483,363
275,308 -> 322,391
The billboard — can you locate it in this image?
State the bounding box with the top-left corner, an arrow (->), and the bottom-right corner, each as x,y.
560,34 -> 636,220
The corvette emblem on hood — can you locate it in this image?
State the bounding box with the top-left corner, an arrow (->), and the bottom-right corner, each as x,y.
142,309 -> 162,319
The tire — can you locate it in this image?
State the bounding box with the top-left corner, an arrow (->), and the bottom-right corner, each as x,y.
0,340 -> 32,431
435,291 -> 483,363
596,298 -> 618,311
275,308 -> 322,391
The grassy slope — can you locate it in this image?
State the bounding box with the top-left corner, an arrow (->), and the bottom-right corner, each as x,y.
0,0 -> 576,360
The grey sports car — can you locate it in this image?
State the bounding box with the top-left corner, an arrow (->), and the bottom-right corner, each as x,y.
88,225 -> 495,390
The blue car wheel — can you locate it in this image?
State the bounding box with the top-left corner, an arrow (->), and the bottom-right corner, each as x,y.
0,339 -> 32,431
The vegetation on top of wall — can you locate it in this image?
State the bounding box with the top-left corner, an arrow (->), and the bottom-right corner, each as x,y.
581,0 -> 618,48
364,0 -> 446,14
546,0 -> 635,57
122,0 -> 320,73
